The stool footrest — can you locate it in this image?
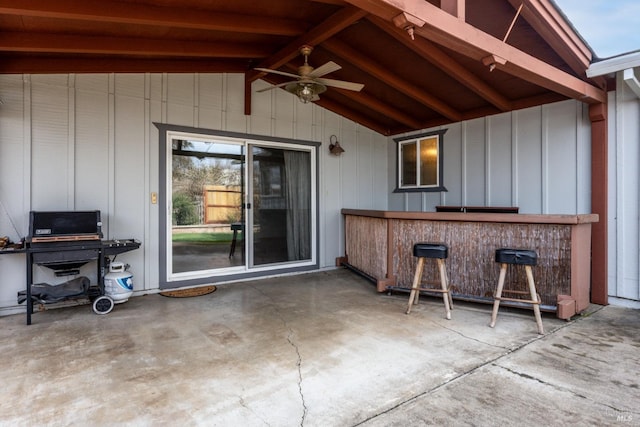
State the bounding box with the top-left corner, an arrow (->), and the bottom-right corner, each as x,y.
494,296 -> 540,305
412,287 -> 449,294
420,280 -> 444,286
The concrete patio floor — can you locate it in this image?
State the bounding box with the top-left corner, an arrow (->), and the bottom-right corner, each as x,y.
0,268 -> 638,426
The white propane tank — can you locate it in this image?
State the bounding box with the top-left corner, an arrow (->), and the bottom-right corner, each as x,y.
104,262 -> 133,303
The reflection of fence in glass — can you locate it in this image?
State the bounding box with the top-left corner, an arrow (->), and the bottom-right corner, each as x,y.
204,185 -> 242,224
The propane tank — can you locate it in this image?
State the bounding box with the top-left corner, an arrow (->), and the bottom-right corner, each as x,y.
104,262 -> 133,303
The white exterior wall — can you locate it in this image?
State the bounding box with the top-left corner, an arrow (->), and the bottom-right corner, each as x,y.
387,99 -> 592,215
608,74 -> 640,307
0,73 -> 388,316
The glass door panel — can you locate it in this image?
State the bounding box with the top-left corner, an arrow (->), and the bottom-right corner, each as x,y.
250,146 -> 311,266
171,138 -> 244,274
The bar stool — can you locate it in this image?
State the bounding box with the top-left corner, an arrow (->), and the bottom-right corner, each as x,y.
406,242 -> 452,320
490,248 -> 544,334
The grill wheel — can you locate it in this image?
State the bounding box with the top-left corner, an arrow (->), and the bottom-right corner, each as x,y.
92,295 -> 114,315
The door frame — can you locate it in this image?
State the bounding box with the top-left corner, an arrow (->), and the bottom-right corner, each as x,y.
155,123 -> 320,290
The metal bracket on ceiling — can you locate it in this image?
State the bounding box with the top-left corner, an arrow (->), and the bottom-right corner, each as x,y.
392,12 -> 425,41
482,54 -> 507,72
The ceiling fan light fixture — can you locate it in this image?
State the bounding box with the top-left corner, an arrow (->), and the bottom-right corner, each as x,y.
297,84 -> 315,103
286,81 -> 326,103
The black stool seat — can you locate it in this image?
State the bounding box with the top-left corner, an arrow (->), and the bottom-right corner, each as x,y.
413,243 -> 448,259
495,248 -> 537,265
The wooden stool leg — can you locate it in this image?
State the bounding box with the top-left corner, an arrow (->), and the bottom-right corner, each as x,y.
437,259 -> 451,320
443,266 -> 453,309
406,257 -> 425,314
490,263 -> 507,328
526,266 -> 544,334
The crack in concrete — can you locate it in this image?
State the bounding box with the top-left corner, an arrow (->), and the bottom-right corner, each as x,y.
495,364 -> 640,419
353,311 -> 595,426
496,364 -> 588,399
431,319 -> 509,350
249,284 -> 307,426
287,328 -> 308,426
238,395 -> 271,426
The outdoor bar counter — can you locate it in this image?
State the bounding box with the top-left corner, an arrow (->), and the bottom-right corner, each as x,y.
338,209 -> 599,319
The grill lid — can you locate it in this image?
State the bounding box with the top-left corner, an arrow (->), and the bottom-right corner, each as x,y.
28,210 -> 103,242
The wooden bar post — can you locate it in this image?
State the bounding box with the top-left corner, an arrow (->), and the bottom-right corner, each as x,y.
589,102 -> 608,305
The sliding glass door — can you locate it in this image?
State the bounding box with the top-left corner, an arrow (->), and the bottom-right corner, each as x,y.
170,137 -> 244,275
249,146 -> 312,266
166,131 -> 315,283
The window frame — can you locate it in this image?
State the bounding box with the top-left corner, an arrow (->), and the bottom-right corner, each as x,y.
393,129 -> 448,193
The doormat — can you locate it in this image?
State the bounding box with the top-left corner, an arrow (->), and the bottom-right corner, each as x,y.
159,285 -> 217,298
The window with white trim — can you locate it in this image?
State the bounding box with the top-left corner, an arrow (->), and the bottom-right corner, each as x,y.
394,129 -> 447,192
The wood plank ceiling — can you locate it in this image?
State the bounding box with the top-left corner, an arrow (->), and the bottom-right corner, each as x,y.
0,0 -> 607,135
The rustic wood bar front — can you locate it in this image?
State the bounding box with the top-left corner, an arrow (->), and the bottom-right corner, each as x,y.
338,209 -> 599,319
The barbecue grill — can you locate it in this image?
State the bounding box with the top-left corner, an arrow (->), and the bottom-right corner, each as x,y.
23,210 -> 140,325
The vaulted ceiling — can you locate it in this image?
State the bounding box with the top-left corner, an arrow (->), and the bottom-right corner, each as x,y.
0,0 -> 608,135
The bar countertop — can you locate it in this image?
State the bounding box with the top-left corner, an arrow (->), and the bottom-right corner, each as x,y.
341,209 -> 599,225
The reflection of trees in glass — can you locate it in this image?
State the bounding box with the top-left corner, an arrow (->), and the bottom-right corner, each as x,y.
172,192 -> 199,225
172,139 -> 243,226
173,157 -> 235,200
225,208 -> 241,224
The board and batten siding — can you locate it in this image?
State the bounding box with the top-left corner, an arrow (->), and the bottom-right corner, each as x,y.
608,76 -> 640,307
387,99 -> 592,216
0,73 -> 388,316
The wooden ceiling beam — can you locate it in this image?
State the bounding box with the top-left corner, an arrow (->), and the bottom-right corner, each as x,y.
279,61 -> 423,129
330,88 -> 425,129
246,5 -> 367,115
440,0 -> 465,20
0,32 -> 272,58
247,6 -> 368,82
0,56 -> 248,74
316,97 -> 394,135
344,0 -> 606,104
506,0 -> 591,68
370,17 -> 513,112
310,0 -> 349,5
505,0 -> 607,89
323,38 -> 462,121
0,0 -> 305,36
510,91 -> 569,110
458,92 -> 567,122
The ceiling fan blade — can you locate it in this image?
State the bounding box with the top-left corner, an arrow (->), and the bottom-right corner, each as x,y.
308,61 -> 341,78
316,78 -> 364,92
254,67 -> 301,79
256,82 -> 296,93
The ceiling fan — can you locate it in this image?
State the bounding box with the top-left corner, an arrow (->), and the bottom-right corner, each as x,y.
255,45 -> 364,103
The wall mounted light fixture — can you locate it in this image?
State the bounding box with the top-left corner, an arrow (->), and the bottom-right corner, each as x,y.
329,135 -> 345,156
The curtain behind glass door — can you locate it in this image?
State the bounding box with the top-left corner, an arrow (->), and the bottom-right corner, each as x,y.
251,146 -> 311,266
